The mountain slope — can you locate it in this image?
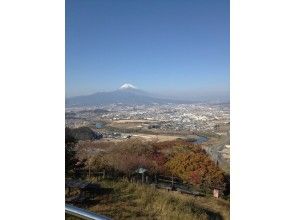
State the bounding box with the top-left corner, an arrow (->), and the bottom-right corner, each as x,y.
66,84 -> 188,106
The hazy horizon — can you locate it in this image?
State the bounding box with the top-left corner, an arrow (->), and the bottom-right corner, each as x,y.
66,82 -> 229,102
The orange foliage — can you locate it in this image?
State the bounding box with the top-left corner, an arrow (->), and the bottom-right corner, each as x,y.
165,150 -> 225,190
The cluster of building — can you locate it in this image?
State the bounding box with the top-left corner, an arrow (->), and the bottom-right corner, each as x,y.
65,103 -> 230,132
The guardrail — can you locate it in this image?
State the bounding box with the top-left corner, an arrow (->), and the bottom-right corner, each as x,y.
65,204 -> 112,220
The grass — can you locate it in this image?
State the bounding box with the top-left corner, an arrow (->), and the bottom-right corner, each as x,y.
65,214 -> 83,220
79,179 -> 229,220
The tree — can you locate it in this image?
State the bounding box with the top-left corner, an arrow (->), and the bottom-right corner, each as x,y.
165,150 -> 225,191
99,138 -> 156,177
150,149 -> 168,174
65,127 -> 85,176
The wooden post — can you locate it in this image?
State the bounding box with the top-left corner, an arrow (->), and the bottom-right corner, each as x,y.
213,189 -> 219,198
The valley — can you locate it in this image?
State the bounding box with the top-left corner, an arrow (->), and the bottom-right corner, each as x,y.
66,101 -> 230,172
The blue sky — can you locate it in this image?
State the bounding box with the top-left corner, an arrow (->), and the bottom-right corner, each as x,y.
66,0 -> 229,100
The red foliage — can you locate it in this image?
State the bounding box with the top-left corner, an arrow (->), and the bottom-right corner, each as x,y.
189,171 -> 202,185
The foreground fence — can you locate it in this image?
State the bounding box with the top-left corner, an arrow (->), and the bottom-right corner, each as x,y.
72,169 -> 229,199
65,204 -> 111,220
72,169 -> 210,196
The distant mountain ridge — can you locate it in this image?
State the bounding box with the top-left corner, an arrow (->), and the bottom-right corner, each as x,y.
66,84 -> 190,106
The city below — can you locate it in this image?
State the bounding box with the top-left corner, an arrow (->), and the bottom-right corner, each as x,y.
66,102 -> 230,172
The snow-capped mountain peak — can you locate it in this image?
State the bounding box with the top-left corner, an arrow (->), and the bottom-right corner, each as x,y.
119,83 -> 137,90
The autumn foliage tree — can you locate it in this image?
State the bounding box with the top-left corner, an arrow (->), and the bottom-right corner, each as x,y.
165,148 -> 225,191
83,138 -> 226,193
90,139 -> 156,177
150,148 -> 168,174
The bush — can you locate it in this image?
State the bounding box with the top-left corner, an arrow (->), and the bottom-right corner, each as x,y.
165,150 -> 225,191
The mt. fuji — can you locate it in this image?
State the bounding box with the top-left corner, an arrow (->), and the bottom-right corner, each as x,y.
66,83 -> 190,107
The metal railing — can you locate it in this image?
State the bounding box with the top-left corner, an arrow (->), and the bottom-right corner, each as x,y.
65,204 -> 112,220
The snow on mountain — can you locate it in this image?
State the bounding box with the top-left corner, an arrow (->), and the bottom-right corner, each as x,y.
119,83 -> 137,90
65,83 -> 191,106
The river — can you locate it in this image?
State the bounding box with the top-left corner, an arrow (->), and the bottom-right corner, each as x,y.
193,136 -> 209,144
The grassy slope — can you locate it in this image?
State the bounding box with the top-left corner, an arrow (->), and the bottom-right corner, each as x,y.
83,179 -> 229,220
